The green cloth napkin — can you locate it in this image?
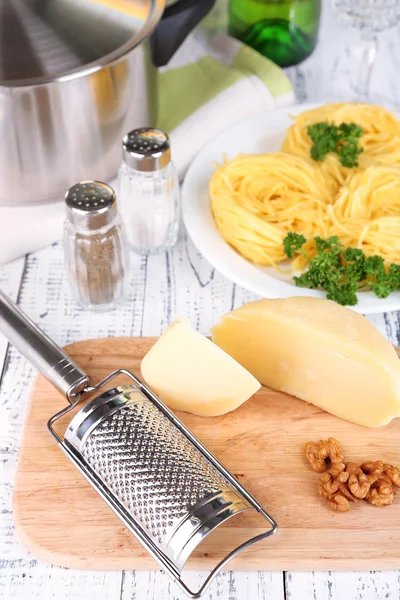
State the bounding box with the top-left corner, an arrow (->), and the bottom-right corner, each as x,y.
155,31 -> 294,175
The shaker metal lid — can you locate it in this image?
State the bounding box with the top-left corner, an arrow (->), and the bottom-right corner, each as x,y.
65,181 -> 117,231
0,0 -> 165,87
122,128 -> 171,171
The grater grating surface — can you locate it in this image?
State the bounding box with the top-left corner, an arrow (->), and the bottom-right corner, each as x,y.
64,384 -> 259,575
81,400 -> 230,545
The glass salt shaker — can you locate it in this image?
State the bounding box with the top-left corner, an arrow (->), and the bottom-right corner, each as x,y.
117,128 -> 180,254
63,181 -> 129,311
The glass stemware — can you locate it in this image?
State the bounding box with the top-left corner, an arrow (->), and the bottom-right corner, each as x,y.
329,0 -> 400,105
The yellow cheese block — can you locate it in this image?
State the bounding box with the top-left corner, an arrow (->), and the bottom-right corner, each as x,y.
140,318 -> 261,416
211,297 -> 400,427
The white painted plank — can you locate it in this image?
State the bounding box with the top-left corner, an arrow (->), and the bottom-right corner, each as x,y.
0,565 -> 122,600
0,258 -> 25,378
15,243 -> 147,344
121,570 -> 284,600
286,571 -> 400,600
141,232 -> 248,336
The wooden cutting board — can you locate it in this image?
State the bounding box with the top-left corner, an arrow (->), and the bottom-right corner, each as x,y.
13,337 -> 400,571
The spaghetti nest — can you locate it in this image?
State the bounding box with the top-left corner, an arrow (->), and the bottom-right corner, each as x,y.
210,152 -> 332,266
327,166 -> 400,263
281,103 -> 400,196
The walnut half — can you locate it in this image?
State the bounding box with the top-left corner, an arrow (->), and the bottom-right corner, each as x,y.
347,465 -> 371,499
360,460 -> 384,485
382,464 -> 400,488
366,479 -> 395,507
327,493 -> 351,512
318,463 -> 356,509
305,438 -> 344,473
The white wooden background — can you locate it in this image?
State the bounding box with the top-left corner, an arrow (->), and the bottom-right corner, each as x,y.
2,2 -> 400,599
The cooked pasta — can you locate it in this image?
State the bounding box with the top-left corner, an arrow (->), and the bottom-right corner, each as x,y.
210,152 -> 332,266
327,166 -> 400,263
210,104 -> 400,267
281,103 -> 400,196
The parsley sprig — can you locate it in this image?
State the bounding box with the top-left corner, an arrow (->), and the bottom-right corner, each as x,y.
307,121 -> 364,168
283,232 -> 400,306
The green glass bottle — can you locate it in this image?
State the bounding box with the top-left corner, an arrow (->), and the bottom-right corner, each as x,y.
228,0 -> 321,68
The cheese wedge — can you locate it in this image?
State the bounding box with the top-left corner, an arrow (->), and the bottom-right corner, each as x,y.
211,297 -> 400,427
141,318 -> 261,416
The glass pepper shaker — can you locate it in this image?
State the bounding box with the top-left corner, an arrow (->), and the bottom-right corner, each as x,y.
63,181 -> 129,311
117,128 -> 180,255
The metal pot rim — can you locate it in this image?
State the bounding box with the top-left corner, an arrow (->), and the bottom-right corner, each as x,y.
0,0 -> 165,89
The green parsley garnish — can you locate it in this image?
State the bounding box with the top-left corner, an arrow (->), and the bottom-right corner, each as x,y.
307,121 -> 364,168
283,232 -> 306,259
283,232 -> 400,306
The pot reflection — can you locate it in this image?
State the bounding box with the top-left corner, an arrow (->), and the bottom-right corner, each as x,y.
0,42 -> 156,205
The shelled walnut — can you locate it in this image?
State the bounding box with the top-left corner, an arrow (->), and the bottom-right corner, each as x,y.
360,460 -> 384,484
382,464 -> 400,488
348,463 -> 373,499
366,479 -> 395,507
305,438 -> 399,512
305,437 -> 344,473
327,493 -> 351,512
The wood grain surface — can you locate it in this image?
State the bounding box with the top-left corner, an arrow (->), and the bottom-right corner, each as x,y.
13,336 -> 400,572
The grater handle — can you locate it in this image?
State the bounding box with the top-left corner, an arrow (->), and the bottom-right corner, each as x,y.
0,290 -> 90,399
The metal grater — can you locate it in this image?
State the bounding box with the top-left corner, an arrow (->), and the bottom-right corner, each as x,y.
0,291 -> 278,599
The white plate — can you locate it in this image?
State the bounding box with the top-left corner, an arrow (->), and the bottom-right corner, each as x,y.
182,104 -> 400,315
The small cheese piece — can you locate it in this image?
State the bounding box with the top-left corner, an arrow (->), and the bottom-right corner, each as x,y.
211,297 -> 400,427
141,318 -> 261,416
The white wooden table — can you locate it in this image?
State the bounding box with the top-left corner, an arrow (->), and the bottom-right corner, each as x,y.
2,3 -> 400,599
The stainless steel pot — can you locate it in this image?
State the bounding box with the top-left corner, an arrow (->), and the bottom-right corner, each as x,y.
0,0 -> 214,206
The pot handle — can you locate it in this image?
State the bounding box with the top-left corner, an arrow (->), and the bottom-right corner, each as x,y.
151,0 -> 216,68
